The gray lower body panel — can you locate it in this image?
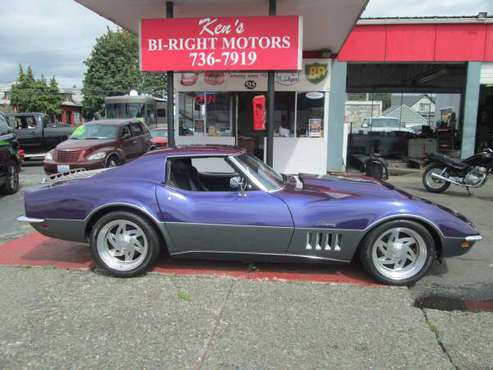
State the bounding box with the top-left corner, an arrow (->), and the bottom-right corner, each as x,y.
31,219 -> 87,242
164,222 -> 292,255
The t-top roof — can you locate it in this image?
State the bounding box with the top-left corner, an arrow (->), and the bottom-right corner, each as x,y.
74,0 -> 368,53
147,145 -> 246,157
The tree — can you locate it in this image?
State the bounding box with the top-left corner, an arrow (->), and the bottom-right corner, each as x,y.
82,28 -> 167,120
9,65 -> 62,119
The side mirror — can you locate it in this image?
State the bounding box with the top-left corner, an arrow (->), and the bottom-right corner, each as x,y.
230,176 -> 244,189
121,132 -> 131,140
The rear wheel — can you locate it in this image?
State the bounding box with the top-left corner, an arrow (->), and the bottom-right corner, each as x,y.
422,164 -> 451,193
1,160 -> 19,195
90,211 -> 161,277
359,220 -> 435,285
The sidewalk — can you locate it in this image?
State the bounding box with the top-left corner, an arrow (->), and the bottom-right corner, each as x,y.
1,267 -> 491,369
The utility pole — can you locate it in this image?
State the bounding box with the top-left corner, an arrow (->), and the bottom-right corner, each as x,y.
166,1 -> 175,147
266,0 -> 276,166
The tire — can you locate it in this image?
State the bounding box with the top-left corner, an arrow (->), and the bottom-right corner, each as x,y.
89,211 -> 161,277
359,220 -> 435,286
1,160 -> 20,195
422,163 -> 451,193
105,155 -> 121,168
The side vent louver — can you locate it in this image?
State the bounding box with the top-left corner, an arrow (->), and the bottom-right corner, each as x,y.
305,232 -> 342,252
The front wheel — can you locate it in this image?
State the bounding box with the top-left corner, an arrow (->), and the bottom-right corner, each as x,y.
90,211 -> 161,277
1,160 -> 20,195
359,220 -> 435,285
105,155 -> 121,168
422,164 -> 451,193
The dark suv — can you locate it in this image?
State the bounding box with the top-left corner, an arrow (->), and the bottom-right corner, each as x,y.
43,119 -> 153,174
0,112 -> 21,194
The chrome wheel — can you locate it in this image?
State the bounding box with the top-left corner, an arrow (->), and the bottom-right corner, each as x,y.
96,220 -> 149,272
371,227 -> 428,281
425,168 -> 447,190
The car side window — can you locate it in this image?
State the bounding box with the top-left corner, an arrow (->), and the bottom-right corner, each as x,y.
15,116 -> 37,130
166,156 -> 255,192
130,122 -> 143,136
121,125 -> 131,139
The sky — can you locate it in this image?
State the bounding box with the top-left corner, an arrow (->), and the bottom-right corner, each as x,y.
0,0 -> 492,88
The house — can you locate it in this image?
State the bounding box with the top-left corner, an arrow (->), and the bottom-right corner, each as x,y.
390,94 -> 435,123
0,82 -> 83,125
382,104 -> 428,128
0,83 -> 14,112
59,87 -> 83,125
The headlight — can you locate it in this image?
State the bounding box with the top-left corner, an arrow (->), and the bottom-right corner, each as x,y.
87,152 -> 106,161
45,151 -> 53,161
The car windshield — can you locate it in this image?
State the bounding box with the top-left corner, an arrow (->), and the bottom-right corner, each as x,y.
70,124 -> 118,140
151,129 -> 167,138
234,153 -> 284,191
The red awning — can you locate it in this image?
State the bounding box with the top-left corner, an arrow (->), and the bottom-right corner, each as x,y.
338,23 -> 493,62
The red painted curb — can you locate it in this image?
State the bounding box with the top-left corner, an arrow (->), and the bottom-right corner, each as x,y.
0,232 -> 376,286
464,299 -> 493,312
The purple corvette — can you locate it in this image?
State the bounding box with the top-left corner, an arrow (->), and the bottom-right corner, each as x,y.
18,146 -> 481,285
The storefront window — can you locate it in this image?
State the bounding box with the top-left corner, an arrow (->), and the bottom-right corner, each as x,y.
178,92 -> 232,136
179,92 -> 203,136
205,93 -> 231,136
296,92 -> 325,137
274,92 -> 295,137
345,92 -> 462,161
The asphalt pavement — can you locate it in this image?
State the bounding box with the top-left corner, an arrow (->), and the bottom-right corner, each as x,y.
0,163 -> 45,244
1,267 -> 491,369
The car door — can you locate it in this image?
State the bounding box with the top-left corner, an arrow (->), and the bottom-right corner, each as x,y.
13,115 -> 40,149
129,122 -> 149,155
156,156 -> 294,255
120,124 -> 141,160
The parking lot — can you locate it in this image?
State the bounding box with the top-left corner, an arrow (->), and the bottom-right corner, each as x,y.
0,164 -> 492,369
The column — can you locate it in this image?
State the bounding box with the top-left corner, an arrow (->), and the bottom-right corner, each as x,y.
461,62 -> 481,158
326,61 -> 347,172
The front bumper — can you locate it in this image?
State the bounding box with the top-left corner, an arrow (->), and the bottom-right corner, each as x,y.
43,159 -> 105,174
442,234 -> 482,257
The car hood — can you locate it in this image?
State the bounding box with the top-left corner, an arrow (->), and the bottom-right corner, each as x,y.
56,139 -> 117,151
282,173 -> 409,201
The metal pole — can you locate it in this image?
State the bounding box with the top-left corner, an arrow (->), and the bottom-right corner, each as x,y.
166,1 -> 175,147
266,0 -> 276,166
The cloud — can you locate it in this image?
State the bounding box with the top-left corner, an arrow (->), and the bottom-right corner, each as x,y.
363,0 -> 493,17
0,0 -> 115,87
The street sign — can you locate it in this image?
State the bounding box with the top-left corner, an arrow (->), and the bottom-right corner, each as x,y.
140,16 -> 302,72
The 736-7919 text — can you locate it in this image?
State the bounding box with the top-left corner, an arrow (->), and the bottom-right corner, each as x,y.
189,51 -> 257,67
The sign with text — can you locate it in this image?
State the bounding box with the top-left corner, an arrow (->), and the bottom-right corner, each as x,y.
140,16 -> 302,71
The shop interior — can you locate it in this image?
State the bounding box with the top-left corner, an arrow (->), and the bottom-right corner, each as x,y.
345,63 -> 468,169
178,91 -> 326,160
476,85 -> 493,151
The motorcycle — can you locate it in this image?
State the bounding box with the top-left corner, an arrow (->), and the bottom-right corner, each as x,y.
422,148 -> 493,194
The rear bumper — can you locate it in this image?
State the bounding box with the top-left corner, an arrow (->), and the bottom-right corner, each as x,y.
17,215 -> 87,242
43,160 -> 105,174
17,216 -> 45,223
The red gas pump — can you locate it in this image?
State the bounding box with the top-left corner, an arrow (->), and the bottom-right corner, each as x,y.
253,95 -> 266,131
